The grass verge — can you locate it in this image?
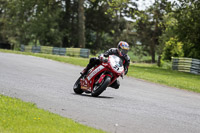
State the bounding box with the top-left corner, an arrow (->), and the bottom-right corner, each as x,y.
0,49 -> 89,66
0,49 -> 200,93
128,63 -> 200,93
0,95 -> 106,133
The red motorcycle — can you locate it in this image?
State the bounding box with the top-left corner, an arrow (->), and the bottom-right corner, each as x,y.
73,55 -> 124,97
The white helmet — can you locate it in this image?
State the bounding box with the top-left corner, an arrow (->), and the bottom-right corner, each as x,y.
117,41 -> 129,56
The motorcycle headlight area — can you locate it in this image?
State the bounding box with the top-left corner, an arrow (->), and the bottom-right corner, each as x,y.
109,56 -> 124,72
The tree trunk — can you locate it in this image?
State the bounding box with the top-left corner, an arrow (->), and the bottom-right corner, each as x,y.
95,32 -> 102,51
157,55 -> 161,67
78,0 -> 85,48
151,8 -> 159,63
150,41 -> 156,63
62,0 -> 71,48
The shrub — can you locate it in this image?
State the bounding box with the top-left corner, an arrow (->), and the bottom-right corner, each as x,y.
162,37 -> 184,60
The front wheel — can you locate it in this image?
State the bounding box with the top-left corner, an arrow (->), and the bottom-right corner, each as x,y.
73,76 -> 83,94
91,76 -> 111,97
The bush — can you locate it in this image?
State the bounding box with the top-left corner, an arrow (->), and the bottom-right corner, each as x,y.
160,60 -> 172,69
162,37 -> 184,60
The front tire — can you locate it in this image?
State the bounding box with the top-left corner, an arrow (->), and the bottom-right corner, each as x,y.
91,76 -> 111,97
73,76 -> 83,94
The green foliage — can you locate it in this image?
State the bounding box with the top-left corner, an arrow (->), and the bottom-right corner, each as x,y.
133,0 -> 172,63
173,0 -> 200,59
129,45 -> 151,62
0,0 -> 138,51
0,0 -> 64,49
160,60 -> 172,69
162,37 -> 184,60
158,12 -> 178,55
85,0 -> 137,53
1,0 -> 200,60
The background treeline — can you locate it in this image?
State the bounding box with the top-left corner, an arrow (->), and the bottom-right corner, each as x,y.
0,0 -> 200,63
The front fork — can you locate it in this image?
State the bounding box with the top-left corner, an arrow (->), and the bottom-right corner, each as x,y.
96,72 -> 113,85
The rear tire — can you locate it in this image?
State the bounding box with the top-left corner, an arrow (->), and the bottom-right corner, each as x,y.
91,76 -> 111,97
73,76 -> 83,94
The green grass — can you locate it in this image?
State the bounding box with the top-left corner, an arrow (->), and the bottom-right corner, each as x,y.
1,49 -> 200,93
0,95 -> 106,133
128,63 -> 200,93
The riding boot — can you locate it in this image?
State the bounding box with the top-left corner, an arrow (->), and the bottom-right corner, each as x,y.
109,80 -> 120,89
80,68 -> 88,76
80,57 -> 100,76
80,64 -> 93,76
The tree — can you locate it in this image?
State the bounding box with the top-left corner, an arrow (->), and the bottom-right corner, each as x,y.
59,0 -> 79,48
0,0 -> 64,48
78,0 -> 85,48
85,0 -> 115,52
106,0 -> 136,45
0,0 -> 8,43
0,0 -> 138,52
84,0 -> 137,53
173,0 -> 200,59
158,12 -> 177,55
133,0 -> 172,63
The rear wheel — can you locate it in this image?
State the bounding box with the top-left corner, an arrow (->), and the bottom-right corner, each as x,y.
91,76 -> 111,97
73,76 -> 83,94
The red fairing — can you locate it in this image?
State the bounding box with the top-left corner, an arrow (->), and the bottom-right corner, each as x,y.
79,55 -> 124,94
98,75 -> 106,84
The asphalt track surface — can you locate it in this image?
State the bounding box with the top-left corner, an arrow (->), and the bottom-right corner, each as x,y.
0,52 -> 200,133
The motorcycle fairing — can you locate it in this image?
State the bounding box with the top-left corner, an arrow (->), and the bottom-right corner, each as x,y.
81,65 -> 107,92
87,65 -> 105,81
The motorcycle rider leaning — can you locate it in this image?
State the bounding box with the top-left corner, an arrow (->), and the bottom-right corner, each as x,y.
81,41 -> 130,89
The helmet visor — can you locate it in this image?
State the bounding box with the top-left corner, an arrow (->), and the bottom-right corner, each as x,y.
121,49 -> 128,55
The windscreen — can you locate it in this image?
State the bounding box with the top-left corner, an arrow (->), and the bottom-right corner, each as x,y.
109,55 -> 124,72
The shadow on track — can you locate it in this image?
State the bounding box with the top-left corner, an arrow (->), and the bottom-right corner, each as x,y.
71,93 -> 114,99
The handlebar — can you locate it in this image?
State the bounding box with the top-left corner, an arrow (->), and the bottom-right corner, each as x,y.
98,54 -> 108,62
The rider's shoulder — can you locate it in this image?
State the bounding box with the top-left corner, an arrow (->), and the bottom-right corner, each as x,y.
109,48 -> 118,51
106,48 -> 118,53
125,54 -> 130,61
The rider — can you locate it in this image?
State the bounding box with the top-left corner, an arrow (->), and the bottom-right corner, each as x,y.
81,41 -> 130,89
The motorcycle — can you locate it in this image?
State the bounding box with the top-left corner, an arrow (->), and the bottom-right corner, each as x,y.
73,55 -> 124,97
